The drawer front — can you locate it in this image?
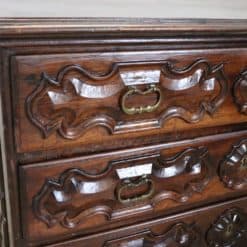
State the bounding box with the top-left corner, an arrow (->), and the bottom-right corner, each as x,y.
49,196 -> 247,247
12,49 -> 247,161
19,131 -> 247,245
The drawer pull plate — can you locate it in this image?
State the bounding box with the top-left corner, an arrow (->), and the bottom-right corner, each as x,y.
116,163 -> 152,179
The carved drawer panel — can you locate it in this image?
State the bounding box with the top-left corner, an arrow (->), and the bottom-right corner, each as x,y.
12,49 -> 247,162
48,196 -> 247,247
19,131 -> 247,245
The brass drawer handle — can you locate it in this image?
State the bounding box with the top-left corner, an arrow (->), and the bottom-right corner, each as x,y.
117,175 -> 154,204
121,84 -> 162,115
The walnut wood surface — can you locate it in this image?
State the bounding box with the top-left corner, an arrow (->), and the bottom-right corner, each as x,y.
47,196 -> 247,247
19,131 -> 247,245
0,18 -> 247,38
12,49 -> 247,162
22,58 -> 227,144
0,152 -> 8,247
0,19 -> 247,247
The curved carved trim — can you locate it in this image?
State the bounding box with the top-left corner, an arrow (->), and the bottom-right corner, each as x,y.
26,59 -> 228,139
207,208 -> 247,247
32,167 -> 114,228
220,139 -> 247,190
233,70 -> 247,114
105,222 -> 202,247
32,147 -> 213,229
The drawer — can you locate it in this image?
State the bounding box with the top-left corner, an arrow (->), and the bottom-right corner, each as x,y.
48,196 -> 247,247
19,131 -> 247,245
12,48 -> 247,162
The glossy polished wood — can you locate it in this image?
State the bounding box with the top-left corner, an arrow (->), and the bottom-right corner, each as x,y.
0,18 -> 247,247
0,152 -> 8,247
13,49 -> 247,162
48,196 -> 247,247
19,131 -> 247,245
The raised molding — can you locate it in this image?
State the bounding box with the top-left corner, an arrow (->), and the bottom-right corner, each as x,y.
233,70 -> 247,114
220,139 -> 247,190
32,147 -> 213,229
26,59 -> 228,140
207,208 -> 247,247
105,222 -> 202,247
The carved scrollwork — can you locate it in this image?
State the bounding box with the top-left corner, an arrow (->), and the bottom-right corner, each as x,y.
207,208 -> 247,247
26,59 -> 228,139
233,70 -> 247,114
33,147 -> 213,229
220,139 -> 247,190
105,222 -> 202,247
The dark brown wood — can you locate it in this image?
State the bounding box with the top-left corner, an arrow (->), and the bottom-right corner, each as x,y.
106,222 -> 202,247
0,18 -> 247,39
12,48 -> 247,161
207,207 -> 247,247
19,131 -> 247,245
220,139 -> 247,189
233,70 -> 247,114
47,196 -> 247,247
0,18 -> 247,247
24,59 -> 227,140
0,151 -> 8,247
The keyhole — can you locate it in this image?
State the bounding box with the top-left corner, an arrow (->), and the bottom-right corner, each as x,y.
226,224 -> 233,236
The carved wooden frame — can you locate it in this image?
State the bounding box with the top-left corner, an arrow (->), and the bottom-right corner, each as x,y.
26,59 -> 228,140
32,147 -> 213,229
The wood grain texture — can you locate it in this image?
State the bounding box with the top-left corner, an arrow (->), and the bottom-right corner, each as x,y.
31,147 -> 211,228
12,48 -> 247,162
1,18 -> 247,247
19,132 -> 247,244
105,222 -> 202,247
207,208 -> 247,247
220,139 -> 247,190
25,59 -> 227,140
0,18 -> 247,39
47,196 -> 247,247
0,152 -> 7,247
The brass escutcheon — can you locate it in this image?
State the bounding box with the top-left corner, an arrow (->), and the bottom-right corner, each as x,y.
240,155 -> 247,169
121,84 -> 162,115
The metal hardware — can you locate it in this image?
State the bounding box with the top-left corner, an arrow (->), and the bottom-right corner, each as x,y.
117,175 -> 154,204
121,84 -> 162,115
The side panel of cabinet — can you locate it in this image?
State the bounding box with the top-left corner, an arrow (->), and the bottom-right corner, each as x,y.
0,151 -> 8,247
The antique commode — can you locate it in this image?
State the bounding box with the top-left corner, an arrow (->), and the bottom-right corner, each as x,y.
0,18 -> 247,246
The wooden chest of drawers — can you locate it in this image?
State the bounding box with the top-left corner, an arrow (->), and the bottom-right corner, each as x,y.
0,18 -> 247,247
